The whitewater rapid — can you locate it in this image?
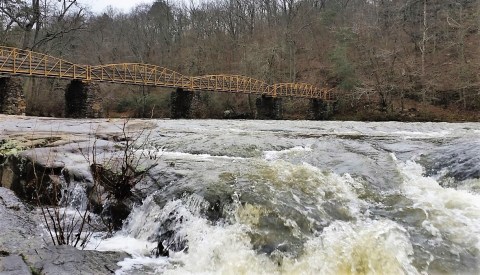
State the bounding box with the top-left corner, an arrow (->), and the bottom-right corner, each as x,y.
93,156 -> 479,274
2,116 -> 478,274
79,120 -> 480,274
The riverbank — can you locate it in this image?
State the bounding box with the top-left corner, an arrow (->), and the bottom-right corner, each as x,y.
98,102 -> 480,124
332,98 -> 480,122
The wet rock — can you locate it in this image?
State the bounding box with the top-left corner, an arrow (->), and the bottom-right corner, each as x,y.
155,210 -> 188,255
0,188 -> 25,212
1,144 -> 160,234
0,255 -> 31,275
22,245 -> 127,275
152,193 -> 233,257
0,155 -> 23,197
0,187 -> 43,255
1,152 -> 134,230
133,163 -> 181,199
421,139 -> 480,182
0,153 -> 67,203
101,198 -> 136,230
155,242 -> 169,257
0,188 -> 129,274
205,199 -> 222,221
223,110 -> 253,119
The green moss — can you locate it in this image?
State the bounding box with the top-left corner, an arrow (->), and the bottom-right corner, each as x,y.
19,253 -> 41,275
0,139 -> 26,156
0,136 -> 63,157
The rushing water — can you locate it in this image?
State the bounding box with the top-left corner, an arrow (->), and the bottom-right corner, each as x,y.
49,119 -> 479,274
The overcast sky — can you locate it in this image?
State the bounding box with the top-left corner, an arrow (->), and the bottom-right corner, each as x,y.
80,0 -> 157,13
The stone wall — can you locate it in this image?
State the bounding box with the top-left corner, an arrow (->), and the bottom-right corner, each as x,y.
170,88 -> 194,119
309,99 -> 335,120
255,95 -> 283,120
65,80 -> 104,118
0,77 -> 26,115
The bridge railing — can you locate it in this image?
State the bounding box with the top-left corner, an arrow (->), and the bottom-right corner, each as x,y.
0,46 -> 89,80
191,75 -> 270,95
269,83 -> 335,101
0,46 -> 335,100
90,63 -> 191,88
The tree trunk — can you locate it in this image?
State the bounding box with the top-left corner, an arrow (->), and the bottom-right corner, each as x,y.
420,0 -> 427,104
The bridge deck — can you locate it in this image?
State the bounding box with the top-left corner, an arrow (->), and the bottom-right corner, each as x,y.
0,46 -> 335,100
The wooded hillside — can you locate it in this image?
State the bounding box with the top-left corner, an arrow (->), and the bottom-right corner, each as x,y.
1,0 -> 479,121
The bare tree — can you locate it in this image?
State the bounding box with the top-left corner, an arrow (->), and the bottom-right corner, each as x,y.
0,0 -> 85,50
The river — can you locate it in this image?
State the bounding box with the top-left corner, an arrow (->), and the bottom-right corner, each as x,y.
2,117 -> 480,274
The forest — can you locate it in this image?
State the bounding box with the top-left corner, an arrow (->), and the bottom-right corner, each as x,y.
0,0 -> 479,121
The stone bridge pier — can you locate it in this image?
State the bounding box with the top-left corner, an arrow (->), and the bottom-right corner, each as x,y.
65,80 -> 104,118
0,77 -> 26,115
255,95 -> 283,120
309,99 -> 334,120
170,88 -> 194,119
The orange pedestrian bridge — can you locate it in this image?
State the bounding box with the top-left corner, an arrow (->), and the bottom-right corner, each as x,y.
0,46 -> 334,100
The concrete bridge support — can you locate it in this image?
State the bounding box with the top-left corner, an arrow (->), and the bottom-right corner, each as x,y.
255,95 -> 283,120
65,80 -> 103,118
0,77 -> 26,115
309,99 -> 334,120
170,88 -> 194,119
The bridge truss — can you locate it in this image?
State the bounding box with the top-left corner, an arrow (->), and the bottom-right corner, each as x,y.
0,46 -> 335,100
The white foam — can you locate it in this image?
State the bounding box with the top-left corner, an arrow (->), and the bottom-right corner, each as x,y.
90,235 -> 157,257
87,165 -> 427,275
283,219 -> 419,274
392,130 -> 450,139
123,194 -> 164,240
161,200 -> 279,275
83,194 -> 165,274
457,178 -> 480,194
116,256 -> 169,275
108,195 -> 278,274
264,161 -> 367,219
396,157 -> 480,253
264,146 -> 312,161
141,149 -> 247,162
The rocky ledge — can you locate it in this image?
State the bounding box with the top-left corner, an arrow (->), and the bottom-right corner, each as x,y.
0,187 -> 128,275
